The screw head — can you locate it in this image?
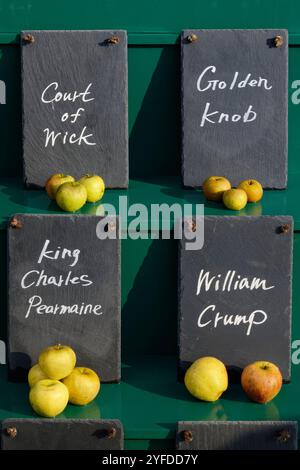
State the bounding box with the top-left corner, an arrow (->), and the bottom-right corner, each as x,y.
9,217 -> 22,229
107,36 -> 119,45
22,33 -> 35,44
107,427 -> 117,439
279,224 -> 290,234
276,429 -> 291,443
274,35 -> 284,47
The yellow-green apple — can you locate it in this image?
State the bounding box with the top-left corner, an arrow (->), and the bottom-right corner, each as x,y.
62,367 -> 100,405
223,188 -> 248,211
55,182 -> 87,212
45,173 -> 74,200
238,179 -> 263,203
184,357 -> 228,402
241,361 -> 282,403
28,364 -> 48,388
78,174 -> 105,203
202,176 -> 231,201
29,379 -> 69,417
39,344 -> 76,380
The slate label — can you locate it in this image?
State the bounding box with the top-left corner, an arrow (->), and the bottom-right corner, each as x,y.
178,216 -> 293,381
2,419 -> 124,450
21,30 -> 128,188
7,214 -> 121,382
181,29 -> 288,188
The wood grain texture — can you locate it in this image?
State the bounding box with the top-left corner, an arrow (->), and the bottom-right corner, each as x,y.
1,419 -> 124,450
21,30 -> 128,188
7,214 -> 121,382
181,29 -> 288,188
178,216 -> 293,381
177,421 -> 298,450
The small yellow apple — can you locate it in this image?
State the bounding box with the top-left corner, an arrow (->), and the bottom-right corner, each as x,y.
238,179 -> 263,203
62,367 -> 100,405
184,357 -> 228,402
56,182 -> 87,212
223,188 -> 248,211
78,175 -> 105,203
45,173 -> 74,200
202,176 -> 231,201
39,344 -> 76,380
241,361 -> 282,403
29,379 -> 69,417
28,364 -> 48,388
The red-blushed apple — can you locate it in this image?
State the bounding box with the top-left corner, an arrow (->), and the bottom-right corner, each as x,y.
202,176 -> 231,202
45,173 -> 74,200
78,174 -> 105,203
241,361 -> 282,403
238,179 -> 263,203
55,182 -> 87,212
39,344 -> 76,380
223,188 -> 248,211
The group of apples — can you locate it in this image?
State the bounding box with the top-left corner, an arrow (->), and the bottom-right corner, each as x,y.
45,173 -> 105,212
184,356 -> 282,404
203,176 -> 263,211
28,344 -> 100,417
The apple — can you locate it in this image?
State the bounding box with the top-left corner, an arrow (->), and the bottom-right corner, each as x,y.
223,188 -> 248,211
202,176 -> 231,202
184,357 -> 228,402
29,379 -> 69,417
55,182 -> 87,212
62,367 -> 100,405
241,361 -> 282,403
28,363 -> 49,388
45,173 -> 74,200
238,179 -> 263,203
39,344 -> 76,380
78,174 -> 105,203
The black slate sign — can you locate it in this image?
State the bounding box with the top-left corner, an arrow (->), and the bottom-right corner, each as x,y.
1,419 -> 124,450
177,421 -> 298,450
21,30 -> 128,188
7,214 -> 121,382
181,29 -> 288,188
179,216 -> 293,381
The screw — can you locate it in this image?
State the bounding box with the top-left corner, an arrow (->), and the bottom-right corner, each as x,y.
106,36 -> 119,45
274,35 -> 284,47
279,224 -> 290,234
186,219 -> 196,232
276,429 -> 291,443
6,427 -> 17,438
107,427 -> 117,439
22,33 -> 35,44
187,34 -> 198,43
108,221 -> 116,232
182,430 -> 193,443
9,217 -> 22,229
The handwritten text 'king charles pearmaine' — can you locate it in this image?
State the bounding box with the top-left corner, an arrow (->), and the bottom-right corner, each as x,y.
196,66 -> 272,127
195,269 -> 275,336
41,82 -> 96,148
20,239 -> 103,319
